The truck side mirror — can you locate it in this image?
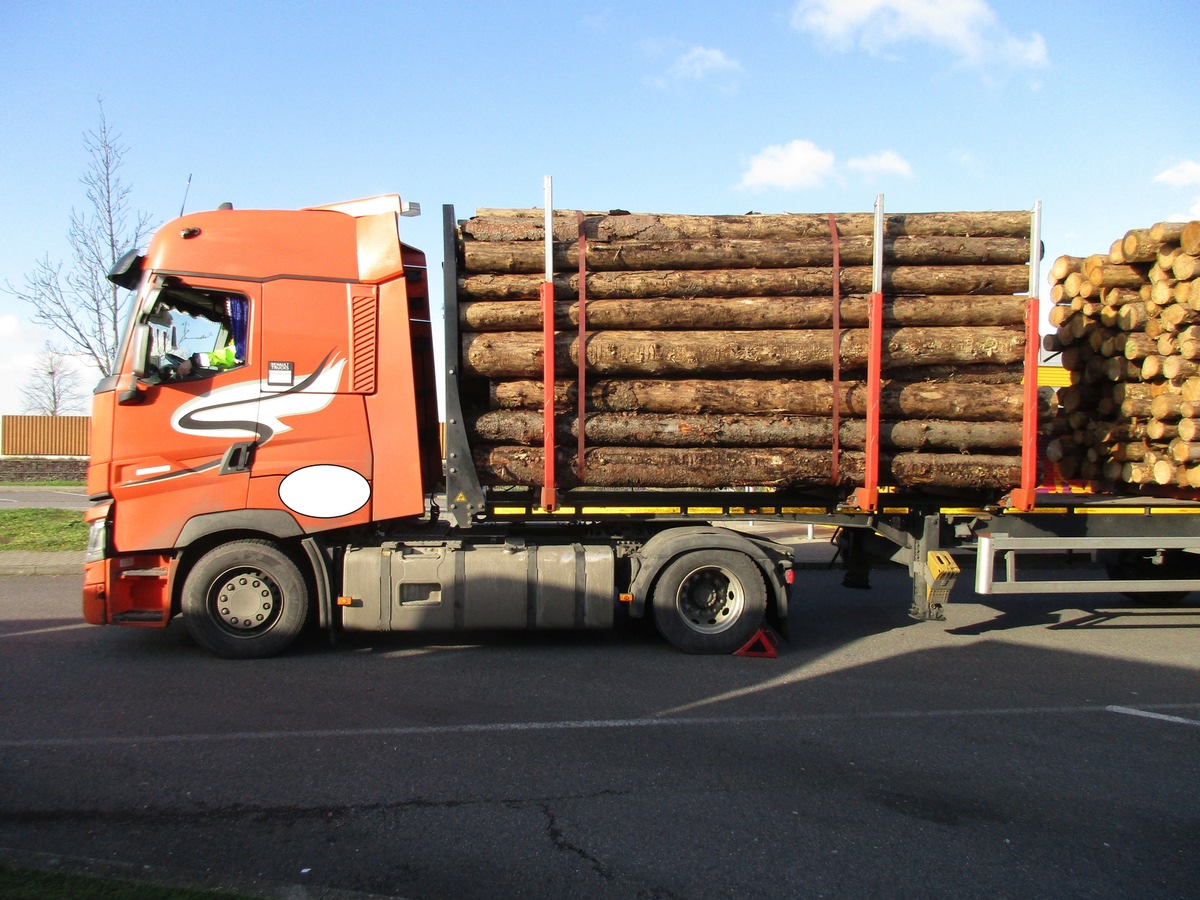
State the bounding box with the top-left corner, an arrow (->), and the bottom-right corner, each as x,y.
116,373 -> 146,405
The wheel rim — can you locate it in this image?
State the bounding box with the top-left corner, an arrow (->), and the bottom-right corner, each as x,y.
674,564 -> 746,635
208,567 -> 284,638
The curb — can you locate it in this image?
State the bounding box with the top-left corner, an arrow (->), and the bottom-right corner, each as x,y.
0,552 -> 84,576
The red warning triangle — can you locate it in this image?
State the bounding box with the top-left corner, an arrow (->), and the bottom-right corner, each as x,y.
734,627 -> 779,658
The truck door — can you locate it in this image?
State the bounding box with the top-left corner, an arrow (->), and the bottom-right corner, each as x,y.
108,278 -> 259,553
244,278 -> 374,523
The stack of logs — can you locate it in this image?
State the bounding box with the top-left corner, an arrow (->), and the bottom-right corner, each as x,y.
1048,220 -> 1200,488
456,207 -> 1037,493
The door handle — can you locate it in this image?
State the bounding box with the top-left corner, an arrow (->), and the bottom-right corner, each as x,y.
219,441 -> 255,475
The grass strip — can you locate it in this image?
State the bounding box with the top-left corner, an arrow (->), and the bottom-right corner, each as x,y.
0,508 -> 87,552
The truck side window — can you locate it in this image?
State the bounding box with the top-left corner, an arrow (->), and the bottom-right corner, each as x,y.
143,289 -> 248,383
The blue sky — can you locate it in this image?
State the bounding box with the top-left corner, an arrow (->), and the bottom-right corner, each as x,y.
1,0 -> 1198,415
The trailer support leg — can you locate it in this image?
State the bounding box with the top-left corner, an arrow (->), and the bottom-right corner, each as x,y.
839,528 -> 871,589
909,515 -> 958,621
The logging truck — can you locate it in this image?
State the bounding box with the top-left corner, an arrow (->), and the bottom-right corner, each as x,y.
82,192 -> 1200,659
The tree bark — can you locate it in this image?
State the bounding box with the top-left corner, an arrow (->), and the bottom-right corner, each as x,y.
460,209 -> 1034,244
1177,418 -> 1200,442
1151,221 -> 1188,244
1121,229 -> 1161,263
1151,393 -> 1186,420
1170,440 -> 1200,463
458,294 -> 1029,331
1122,333 -> 1158,360
1089,263 -> 1151,289
1163,356 -> 1199,380
462,327 -> 1025,378
469,409 -> 1024,450
458,266 -> 1031,302
1147,419 -> 1179,441
1050,256 -> 1083,281
487,378 -> 1029,421
460,235 -> 1033,274
474,444 -> 1021,490
1182,221 -> 1200,256
1171,254 -> 1199,281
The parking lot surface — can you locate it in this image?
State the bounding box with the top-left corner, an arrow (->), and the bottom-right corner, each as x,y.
1,548 -> 1198,898
0,486 -> 89,510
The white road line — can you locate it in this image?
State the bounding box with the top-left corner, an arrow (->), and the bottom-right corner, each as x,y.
3,703 -> 1199,750
2,623 -> 93,638
1106,705 -> 1200,728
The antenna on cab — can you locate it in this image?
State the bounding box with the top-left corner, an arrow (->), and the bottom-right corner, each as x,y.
179,173 -> 192,217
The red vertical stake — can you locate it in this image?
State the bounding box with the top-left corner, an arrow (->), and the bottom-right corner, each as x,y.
853,195 -> 885,512
541,280 -> 556,511
854,290 -> 883,512
827,213 -> 842,486
1011,293 -> 1041,510
540,177 -> 557,511
1009,201 -> 1042,512
576,211 -> 588,486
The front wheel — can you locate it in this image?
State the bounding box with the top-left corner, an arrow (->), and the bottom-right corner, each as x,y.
181,539 -> 310,659
652,549 -> 767,654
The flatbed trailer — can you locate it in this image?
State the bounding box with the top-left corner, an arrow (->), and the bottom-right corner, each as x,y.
440,194 -> 1200,622
464,487 -> 1200,618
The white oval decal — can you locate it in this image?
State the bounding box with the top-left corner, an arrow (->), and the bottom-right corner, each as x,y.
278,465 -> 370,519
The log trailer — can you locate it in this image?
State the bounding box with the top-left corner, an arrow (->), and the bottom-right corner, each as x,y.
82,192 -> 1200,658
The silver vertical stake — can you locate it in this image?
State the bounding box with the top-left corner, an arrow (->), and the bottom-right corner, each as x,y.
872,193 -> 885,295
543,176 -> 554,282
1028,200 -> 1042,299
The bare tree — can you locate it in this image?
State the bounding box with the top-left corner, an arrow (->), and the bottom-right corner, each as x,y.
5,101 -> 152,377
22,343 -> 86,416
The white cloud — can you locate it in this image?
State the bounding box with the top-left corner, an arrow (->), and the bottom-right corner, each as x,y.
1155,161 -> 1200,223
0,321 -> 36,415
670,46 -> 742,80
740,140 -> 837,190
790,0 -> 1047,71
648,44 -> 743,90
740,141 -> 913,191
846,150 -> 913,178
0,317 -> 99,415
1166,198 -> 1200,223
1155,160 -> 1200,187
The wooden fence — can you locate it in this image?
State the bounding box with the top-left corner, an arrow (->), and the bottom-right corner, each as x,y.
1,415 -> 90,457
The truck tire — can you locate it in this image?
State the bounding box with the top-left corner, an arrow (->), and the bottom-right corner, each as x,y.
652,549 -> 766,654
1104,550 -> 1189,606
181,539 -> 310,659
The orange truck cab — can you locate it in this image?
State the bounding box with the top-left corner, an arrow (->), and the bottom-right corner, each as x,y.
84,196 -> 442,652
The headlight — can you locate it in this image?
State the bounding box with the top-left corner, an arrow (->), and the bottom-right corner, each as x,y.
84,517 -> 109,564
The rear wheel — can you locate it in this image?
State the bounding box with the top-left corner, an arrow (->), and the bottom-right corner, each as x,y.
652,550 -> 766,654
181,539 -> 309,659
1104,550 -> 1190,606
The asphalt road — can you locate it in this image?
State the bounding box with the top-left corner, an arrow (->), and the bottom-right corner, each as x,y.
0,485 -> 90,510
1,552 -> 1198,899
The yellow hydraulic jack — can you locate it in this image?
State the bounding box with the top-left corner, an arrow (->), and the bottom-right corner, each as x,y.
911,550 -> 960,621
